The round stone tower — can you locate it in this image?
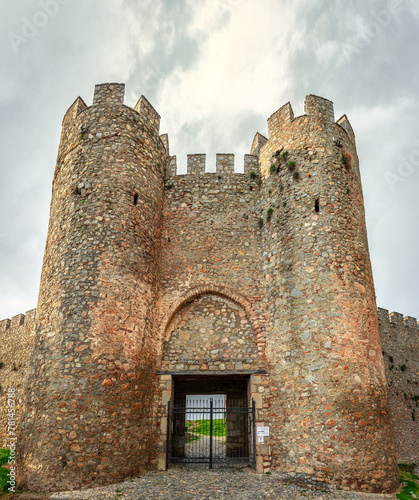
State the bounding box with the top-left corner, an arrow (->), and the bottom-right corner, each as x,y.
258,95 -> 398,492
18,84 -> 166,491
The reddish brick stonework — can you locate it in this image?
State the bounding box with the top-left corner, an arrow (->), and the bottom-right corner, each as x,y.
0,83 -> 407,493
18,84 -> 165,492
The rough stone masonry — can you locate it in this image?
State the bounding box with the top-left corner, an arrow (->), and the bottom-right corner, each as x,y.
1,83 -> 417,494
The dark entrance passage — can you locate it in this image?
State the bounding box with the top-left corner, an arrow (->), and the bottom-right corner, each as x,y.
165,375 -> 256,470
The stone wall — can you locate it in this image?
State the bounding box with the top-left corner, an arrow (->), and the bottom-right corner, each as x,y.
156,163 -> 271,473
159,167 -> 266,355
257,95 -> 398,492
18,83 -> 167,492
161,294 -> 259,373
378,308 -> 419,463
1,85 -> 415,494
2,305 -> 417,471
2,305 -> 418,467
0,310 -> 36,448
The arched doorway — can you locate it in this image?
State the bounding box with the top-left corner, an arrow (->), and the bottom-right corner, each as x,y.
158,293 -> 263,469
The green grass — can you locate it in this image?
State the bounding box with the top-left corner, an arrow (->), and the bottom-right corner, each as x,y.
186,419 -> 226,437
0,449 -> 10,493
397,464 -> 419,499
0,468 -> 8,494
186,434 -> 200,443
0,450 -> 9,468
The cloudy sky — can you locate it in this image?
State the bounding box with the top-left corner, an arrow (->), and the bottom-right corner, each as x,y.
0,0 -> 418,321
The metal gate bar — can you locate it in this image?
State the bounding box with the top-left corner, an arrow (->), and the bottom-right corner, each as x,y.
166,398 -> 256,470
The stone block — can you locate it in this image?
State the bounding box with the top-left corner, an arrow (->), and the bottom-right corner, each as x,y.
256,455 -> 264,474
187,154 -> 206,175
159,417 -> 167,433
252,393 -> 263,409
216,154 -> 234,174
244,154 -> 259,175
93,83 -> 125,106
157,452 -> 166,471
258,445 -> 271,455
161,390 -> 171,405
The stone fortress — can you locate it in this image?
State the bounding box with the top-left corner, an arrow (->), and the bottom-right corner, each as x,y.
0,83 -> 417,493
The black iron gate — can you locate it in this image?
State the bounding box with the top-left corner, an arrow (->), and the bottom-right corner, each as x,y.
166,398 -> 256,469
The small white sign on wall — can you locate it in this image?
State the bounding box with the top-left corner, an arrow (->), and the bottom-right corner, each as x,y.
258,436 -> 264,443
256,426 -> 269,437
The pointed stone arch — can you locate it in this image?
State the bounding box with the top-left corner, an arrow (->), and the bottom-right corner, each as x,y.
158,285 -> 265,369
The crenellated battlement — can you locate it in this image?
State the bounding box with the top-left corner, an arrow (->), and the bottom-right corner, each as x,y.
92,83 -> 125,106
258,94 -> 358,179
244,154 -> 258,175
134,94 -> 161,136
337,114 -> 356,142
0,309 -> 36,333
165,153 -> 259,177
267,102 -> 294,138
304,94 -> 335,122
187,154 -> 206,175
250,132 -> 267,156
378,307 -> 419,331
265,94 -> 353,145
0,318 -> 10,332
61,96 -> 87,126
60,82 -> 162,140
216,153 -> 234,174
160,133 -> 169,155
